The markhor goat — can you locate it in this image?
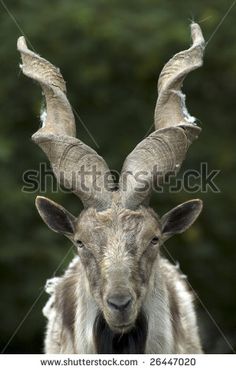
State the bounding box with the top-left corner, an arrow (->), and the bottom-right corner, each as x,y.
17,22 -> 205,354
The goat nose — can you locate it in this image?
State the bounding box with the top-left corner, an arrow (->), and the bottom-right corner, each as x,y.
107,294 -> 132,311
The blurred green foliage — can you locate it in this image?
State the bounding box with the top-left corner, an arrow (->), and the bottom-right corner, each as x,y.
0,0 -> 235,353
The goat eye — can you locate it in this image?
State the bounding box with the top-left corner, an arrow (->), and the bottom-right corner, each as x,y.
151,236 -> 159,245
75,240 -> 84,248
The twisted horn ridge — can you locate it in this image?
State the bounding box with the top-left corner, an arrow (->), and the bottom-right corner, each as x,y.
17,36 -> 114,210
119,23 -> 205,209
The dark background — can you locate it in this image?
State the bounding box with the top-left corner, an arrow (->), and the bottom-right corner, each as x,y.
0,0 -> 235,353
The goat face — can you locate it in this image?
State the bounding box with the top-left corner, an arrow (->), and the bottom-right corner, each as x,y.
35,196 -> 202,333
74,206 -> 161,332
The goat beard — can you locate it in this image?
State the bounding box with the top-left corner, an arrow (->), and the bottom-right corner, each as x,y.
93,310 -> 148,354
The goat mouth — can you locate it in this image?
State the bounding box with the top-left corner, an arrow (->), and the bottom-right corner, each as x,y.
93,310 -> 148,353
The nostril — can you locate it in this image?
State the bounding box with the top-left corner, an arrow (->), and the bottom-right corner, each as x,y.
107,295 -> 132,311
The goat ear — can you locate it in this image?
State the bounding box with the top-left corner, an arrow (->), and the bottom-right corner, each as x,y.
161,199 -> 203,241
35,196 -> 76,236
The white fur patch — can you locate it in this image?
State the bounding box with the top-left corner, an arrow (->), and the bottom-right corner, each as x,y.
40,109 -> 47,127
172,89 -> 197,124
